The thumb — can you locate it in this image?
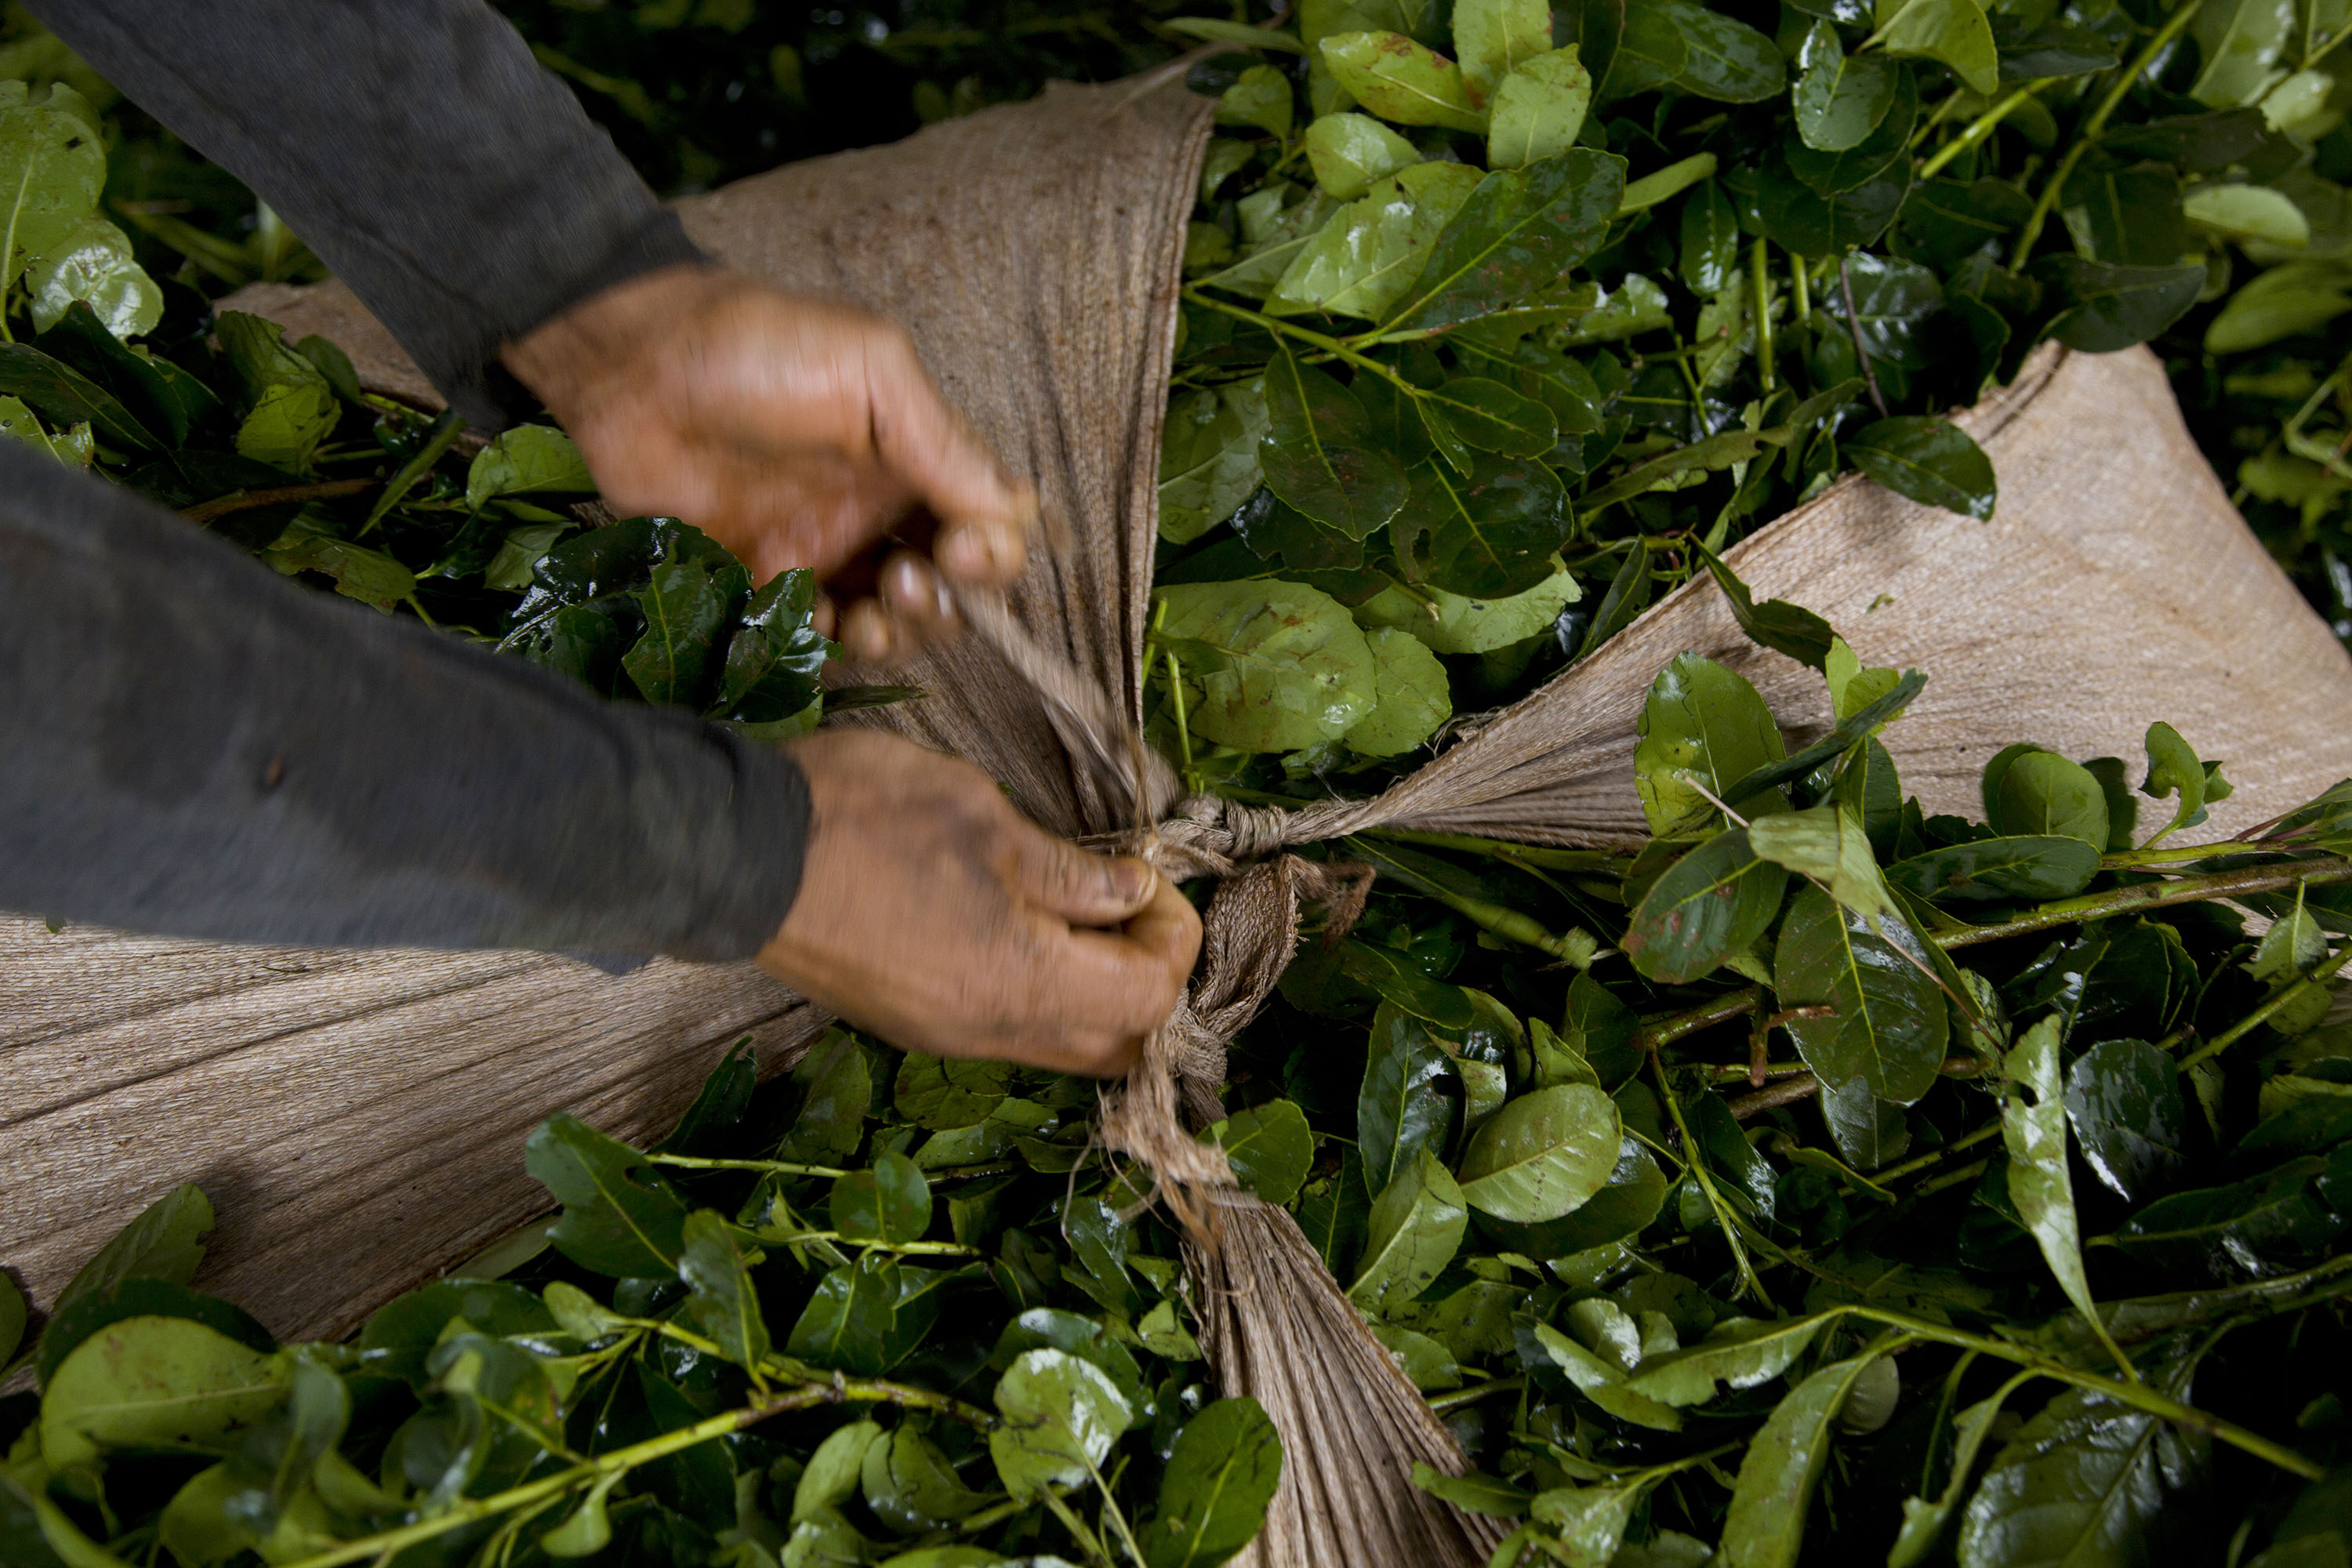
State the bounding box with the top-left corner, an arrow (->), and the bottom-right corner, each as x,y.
862,336 -> 1035,586
1004,827 -> 1160,927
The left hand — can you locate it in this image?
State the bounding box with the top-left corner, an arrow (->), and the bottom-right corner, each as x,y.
502,263 -> 1036,663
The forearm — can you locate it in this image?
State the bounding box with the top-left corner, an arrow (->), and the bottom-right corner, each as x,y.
0,442 -> 805,960
31,0 -> 702,427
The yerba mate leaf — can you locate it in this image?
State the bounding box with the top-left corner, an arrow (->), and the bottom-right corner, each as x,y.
1153,578 -> 1377,751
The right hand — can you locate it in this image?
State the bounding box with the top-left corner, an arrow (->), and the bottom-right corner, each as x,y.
757,729 -> 1200,1075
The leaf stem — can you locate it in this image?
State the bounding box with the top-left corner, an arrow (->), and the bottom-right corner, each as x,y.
1180,286 -> 1424,397
2179,938 -> 2352,1069
648,1153 -> 849,1178
1428,1374 -> 1526,1414
1918,82 -> 2045,181
1840,1307 -> 2324,1479
1653,1054 -> 1774,1309
360,409 -> 466,535
1937,857 -> 2352,949
1837,253 -> 1889,418
180,477 -> 376,525
1751,238 -> 1777,394
1344,837 -> 1597,964
1358,827 -> 1637,875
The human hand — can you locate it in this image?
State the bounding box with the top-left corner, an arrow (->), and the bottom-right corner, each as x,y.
757,728 -> 1200,1075
502,263 -> 1035,663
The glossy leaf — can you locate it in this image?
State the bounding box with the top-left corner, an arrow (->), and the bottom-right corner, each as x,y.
42,1316 -> 285,1470
831,1153 -> 933,1246
1884,836 -> 2100,903
2003,1015 -> 2108,1345
1155,579 -> 1377,751
1454,0 -> 1555,95
1957,1367 -> 2208,1567
1793,21 -> 1897,152
1345,625 -> 1451,756
1318,31 -> 1488,132
989,1348 -> 1132,1497
1258,348 -> 1412,535
1392,451 -> 1571,597
1623,828 -> 1791,985
1719,1354 -> 1888,1568
1269,160 -> 1482,322
1353,557 -> 1580,652
1457,1083 -> 1622,1221
1872,0 -> 1998,95
1624,1314 -> 1828,1407
2036,256 -> 2205,352
1387,149 -> 1627,332
1359,1007 -> 1457,1195
1140,1398 -> 1283,1568
1777,883 -> 1947,1105
1530,1321 -> 1682,1429
1987,749 -> 2110,850
524,1113 -> 690,1277
2063,1040 -> 2187,1202
1633,652 -> 1790,835
25,215 -> 160,339
863,1423 -> 995,1531
1487,46 -> 1592,168
1846,416 -> 1997,521
1303,111 -> 1422,200
1349,1148 -> 1468,1314
0,81 -> 106,268
1617,0 -> 1786,102
1208,1098 -> 1316,1206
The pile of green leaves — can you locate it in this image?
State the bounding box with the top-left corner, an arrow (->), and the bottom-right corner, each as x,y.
9,639 -> 2352,1567
1148,0 -> 2350,787
9,3 -> 2352,1566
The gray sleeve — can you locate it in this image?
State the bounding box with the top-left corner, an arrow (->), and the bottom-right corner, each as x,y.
0,441 -> 809,961
31,0 -> 706,428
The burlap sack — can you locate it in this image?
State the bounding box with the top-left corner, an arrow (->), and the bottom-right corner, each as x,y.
8,60 -> 2351,1566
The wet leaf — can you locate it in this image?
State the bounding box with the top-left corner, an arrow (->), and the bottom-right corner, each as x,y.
1634,652 -> 1791,835
1207,1098 -> 1316,1206
1793,22 -> 1897,152
2063,1040 -> 2187,1202
1350,1148 -> 1468,1313
1487,46 -> 1593,168
2036,256 -> 2205,352
1139,1398 -> 1283,1568
1360,1007 -> 1457,1194
1387,149 -> 1627,332
1846,416 -> 1996,521
1353,557 -> 1580,651
1393,451 -> 1571,597
1872,0 -> 1998,96
1777,883 -> 1948,1105
1258,347 -> 1412,534
1269,160 -> 1483,322
1457,1083 -> 1623,1221
1624,828 -> 1791,985
2003,1015 -> 2108,1345
863,1423 -> 994,1531
1303,111 -> 1423,200
989,1348 -> 1132,1497
1344,625 -> 1452,756
1319,30 -> 1488,132
1154,578 -> 1378,751
1719,1352 -> 1889,1568
524,1113 -> 690,1277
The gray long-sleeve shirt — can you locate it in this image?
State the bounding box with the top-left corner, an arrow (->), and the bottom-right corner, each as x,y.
4,0 -> 810,961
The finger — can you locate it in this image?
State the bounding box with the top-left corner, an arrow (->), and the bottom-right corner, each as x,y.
862,332 -> 1036,586
1004,826 -> 1158,926
811,592 -> 837,639
879,552 -> 962,648
1018,878 -> 1200,1039
837,598 -> 898,664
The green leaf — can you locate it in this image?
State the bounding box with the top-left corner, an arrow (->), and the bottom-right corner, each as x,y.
2003,1015 -> 2112,1350
1259,349 -> 1413,535
0,81 -> 106,271
1418,376 -> 1559,457
1719,1353 -> 1889,1568
0,341 -> 160,452
1846,416 -> 1997,521
0,389 -> 85,465
1719,670 -> 1926,805
542,1471 -> 625,1557
1159,383 -> 1270,544
1453,0 -> 1555,95
1350,1148 -> 1468,1313
24,215 -> 160,339
358,1277 -> 555,1385
1167,16 -> 1309,53
524,1112 -> 691,1277
1634,651 -> 1791,835
1302,111 -> 1424,200
2189,0 -> 2300,108
2066,158 -> 2187,266
1884,836 -> 2100,904
1386,150 -> 1627,332
797,1421 -> 885,1521
53,1183 -> 213,1323
1749,804 -> 1901,922
864,1424 -> 996,1532
989,1348 -> 1132,1498
1680,179 -> 1740,294
1140,1398 -> 1283,1568
2204,261 -> 2352,354
1529,1320 -> 1682,1429
1529,1481 -> 1642,1561
263,513 -> 418,612
1487,46 -> 1592,167
2115,1155 -> 2352,1274
1359,1006 -> 1457,1195
623,556 -> 733,708
2063,1040 -> 2187,1202
1871,0 -> 1997,94
1456,1083 -> 1622,1221
832,1152 -> 933,1246
674,1209 -> 770,1371
1793,21 -> 1897,151
1394,452 -> 1571,597
1153,579 -> 1378,751
1208,1098 -> 1316,1207
1987,749 -> 2110,850
1776,883 -> 1948,1104
215,313 -> 339,469
1560,972 -> 1644,1090
42,1316 -> 286,1470
1318,31 -> 1488,132
1216,64 -> 1295,139
713,568 -> 827,724
2140,721 -> 2216,843
1957,1367 -> 2208,1566
1273,160 -> 1483,323
1623,828 -> 1791,985
1344,626 -> 1451,757
1887,1374 -> 2036,1567
1697,545 -> 1838,670
2035,256 -> 2205,352
466,425 -> 595,509
895,1051 -> 1009,1131
1354,557 -> 1578,652
991,1307 -> 1151,1417
1625,1314 -> 1832,1406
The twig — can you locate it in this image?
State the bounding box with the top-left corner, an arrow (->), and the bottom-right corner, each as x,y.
1838,255 -> 1888,418
1726,1056 -> 1981,1120
180,477 -> 374,524
2180,939 -> 2352,1069
1653,1056 -> 1774,1309
1428,1375 -> 1526,1414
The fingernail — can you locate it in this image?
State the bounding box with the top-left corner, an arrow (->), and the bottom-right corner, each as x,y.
886,554 -> 926,603
939,527 -> 988,579
1108,859 -> 1152,906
